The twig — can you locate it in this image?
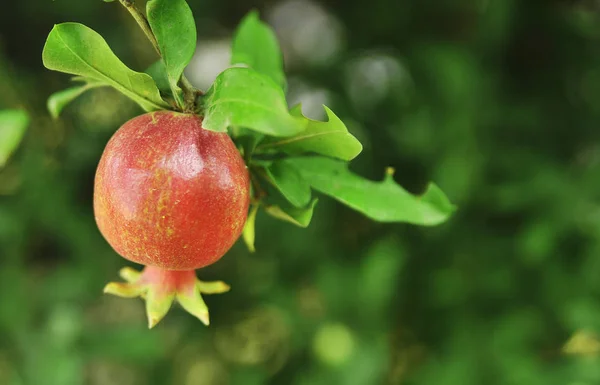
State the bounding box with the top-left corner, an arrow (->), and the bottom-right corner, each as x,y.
116,0 -> 200,111
118,0 -> 161,56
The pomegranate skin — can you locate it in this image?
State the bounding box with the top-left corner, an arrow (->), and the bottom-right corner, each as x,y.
94,111 -> 250,270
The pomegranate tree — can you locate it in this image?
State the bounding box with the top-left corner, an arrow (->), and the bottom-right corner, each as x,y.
42,0 -> 454,327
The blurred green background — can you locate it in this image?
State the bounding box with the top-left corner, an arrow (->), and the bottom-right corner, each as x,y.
2,0 -> 600,384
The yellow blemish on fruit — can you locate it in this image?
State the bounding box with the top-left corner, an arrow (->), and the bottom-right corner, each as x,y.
150,112 -> 158,124
171,112 -> 190,119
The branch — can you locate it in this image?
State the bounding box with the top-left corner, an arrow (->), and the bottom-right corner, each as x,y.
118,0 -> 161,56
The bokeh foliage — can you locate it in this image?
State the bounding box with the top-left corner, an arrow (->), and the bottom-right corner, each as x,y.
2,0 -> 600,384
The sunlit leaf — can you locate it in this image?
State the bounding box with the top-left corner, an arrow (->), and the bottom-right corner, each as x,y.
202,67 -> 305,136
42,23 -> 169,112
231,10 -> 286,88
286,157 -> 456,225
258,104 -> 363,160
147,0 -> 196,107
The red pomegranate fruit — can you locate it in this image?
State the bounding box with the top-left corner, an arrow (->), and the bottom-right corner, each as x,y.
95,111 -> 250,327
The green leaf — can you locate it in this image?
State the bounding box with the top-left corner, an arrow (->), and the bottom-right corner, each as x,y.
286,157 -> 456,226
242,204 -> 259,253
258,105 -> 363,161
265,161 -> 311,208
231,10 -> 286,88
147,0 -> 197,108
202,67 -> 305,136
145,60 -> 171,95
264,199 -> 318,228
230,126 -> 264,159
47,82 -> 105,119
42,23 -> 169,112
0,109 -> 29,167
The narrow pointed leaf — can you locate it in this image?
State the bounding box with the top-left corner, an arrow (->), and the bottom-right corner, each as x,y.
242,204 -> 259,252
47,82 -> 105,119
147,0 -> 197,107
266,161 -> 311,208
286,157 -> 455,226
42,23 -> 169,112
0,109 -> 29,167
202,67 -> 305,136
258,105 -> 363,160
264,199 -> 318,228
231,10 -> 286,88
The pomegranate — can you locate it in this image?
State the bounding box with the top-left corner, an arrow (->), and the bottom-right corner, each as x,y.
95,111 -> 250,327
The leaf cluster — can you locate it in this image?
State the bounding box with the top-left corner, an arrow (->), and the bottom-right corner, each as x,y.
41,1 -> 456,252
